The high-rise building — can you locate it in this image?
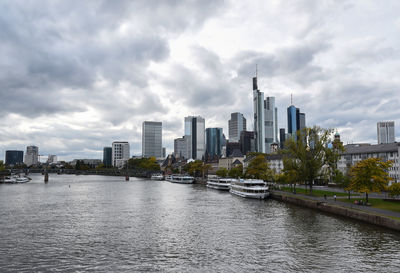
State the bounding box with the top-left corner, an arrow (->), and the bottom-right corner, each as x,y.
264,97 -> 278,153
103,147 -> 112,166
24,146 -> 39,166
162,147 -> 166,158
142,121 -> 162,158
377,121 -> 395,144
279,128 -> 286,149
206,128 -> 223,159
226,141 -> 241,157
239,131 -> 255,155
47,155 -> 58,164
228,113 -> 246,142
174,136 -> 190,159
287,104 -> 305,140
253,75 -> 265,153
5,150 -> 23,165
184,116 -> 205,160
112,141 -> 130,168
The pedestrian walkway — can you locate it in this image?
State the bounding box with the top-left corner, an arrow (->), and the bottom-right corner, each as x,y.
272,190 -> 400,218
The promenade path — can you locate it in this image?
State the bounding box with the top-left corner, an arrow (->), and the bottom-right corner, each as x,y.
272,190 -> 400,219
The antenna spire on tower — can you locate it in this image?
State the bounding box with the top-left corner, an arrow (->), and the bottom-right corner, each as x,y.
291,93 -> 293,105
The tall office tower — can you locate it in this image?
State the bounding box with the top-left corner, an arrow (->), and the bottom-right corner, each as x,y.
228,112 -> 246,142
264,97 -> 278,153
5,150 -> 24,165
103,147 -> 112,166
142,121 -> 162,158
162,147 -> 166,158
47,155 -> 58,164
287,104 -> 305,140
184,116 -> 205,160
279,128 -> 286,149
206,128 -> 223,159
253,75 -> 265,153
24,146 -> 39,166
112,141 -> 130,168
377,121 -> 395,144
239,131 -> 255,155
174,136 -> 190,159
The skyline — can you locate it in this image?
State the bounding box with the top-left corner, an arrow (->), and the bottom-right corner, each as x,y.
1,1 -> 400,161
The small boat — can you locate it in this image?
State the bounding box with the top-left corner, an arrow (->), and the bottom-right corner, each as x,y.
207,177 -> 236,190
2,177 -> 17,184
150,174 -> 164,180
16,177 -> 30,183
166,175 -> 194,184
230,179 -> 269,199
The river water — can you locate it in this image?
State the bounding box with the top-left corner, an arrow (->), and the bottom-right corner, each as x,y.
0,174 -> 399,272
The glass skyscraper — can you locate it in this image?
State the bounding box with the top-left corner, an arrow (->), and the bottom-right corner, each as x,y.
142,121 -> 162,158
206,128 -> 223,158
184,116 -> 205,160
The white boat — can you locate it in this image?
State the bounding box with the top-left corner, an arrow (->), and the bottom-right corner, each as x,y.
230,179 -> 269,199
150,174 -> 164,180
2,177 -> 17,184
207,177 -> 236,190
166,175 -> 194,184
16,177 -> 30,183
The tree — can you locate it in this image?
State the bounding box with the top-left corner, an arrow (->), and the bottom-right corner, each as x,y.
283,126 -> 337,194
0,160 -> 5,171
245,154 -> 273,181
183,160 -> 204,177
216,168 -> 228,177
228,164 -> 243,178
348,157 -> 392,203
388,183 -> 400,198
127,157 -> 160,171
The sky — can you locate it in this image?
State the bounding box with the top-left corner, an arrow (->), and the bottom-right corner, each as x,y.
1,0 -> 400,161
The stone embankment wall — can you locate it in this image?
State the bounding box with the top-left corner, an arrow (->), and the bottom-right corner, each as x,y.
270,191 -> 400,232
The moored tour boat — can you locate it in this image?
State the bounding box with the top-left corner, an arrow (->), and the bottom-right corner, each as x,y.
166,175 -> 194,184
229,179 -> 269,199
207,177 -> 237,190
150,174 -> 164,180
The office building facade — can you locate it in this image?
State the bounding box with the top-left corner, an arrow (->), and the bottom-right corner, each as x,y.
253,76 -> 265,153
5,150 -> 24,165
184,116 -> 205,160
103,147 -> 112,167
377,121 -> 395,144
24,146 -> 39,166
279,128 -> 286,149
239,131 -> 255,155
264,96 -> 278,153
228,112 -> 246,142
174,136 -> 190,159
112,141 -> 130,168
142,121 -> 162,158
287,105 -> 306,140
206,128 -> 223,158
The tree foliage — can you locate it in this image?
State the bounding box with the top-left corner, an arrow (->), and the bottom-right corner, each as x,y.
245,154 -> 273,181
183,160 -> 211,177
0,160 -> 5,171
228,164 -> 243,178
127,157 -> 160,171
282,126 -> 338,193
348,157 -> 392,203
216,168 -> 228,178
388,183 -> 400,198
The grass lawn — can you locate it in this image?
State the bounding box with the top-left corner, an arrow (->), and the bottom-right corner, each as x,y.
279,186 -> 357,197
340,198 -> 400,214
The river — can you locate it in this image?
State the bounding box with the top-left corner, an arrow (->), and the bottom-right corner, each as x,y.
0,174 -> 399,272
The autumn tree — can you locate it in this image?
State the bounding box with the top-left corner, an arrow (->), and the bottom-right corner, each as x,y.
283,126 -> 338,194
348,157 -> 392,203
388,183 -> 400,198
127,157 -> 160,171
216,168 -> 228,178
228,164 -> 243,178
245,154 -> 273,181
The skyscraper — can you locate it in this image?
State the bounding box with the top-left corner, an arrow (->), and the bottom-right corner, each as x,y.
142,121 -> 162,158
174,136 -> 190,159
112,141 -> 130,168
253,75 -> 265,153
103,147 -> 112,167
206,128 -> 223,158
279,128 -> 286,149
239,131 -> 255,155
264,97 -> 278,153
377,121 -> 395,144
24,145 -> 39,166
5,150 -> 23,165
287,104 -> 306,140
184,116 -> 205,160
228,112 -> 246,142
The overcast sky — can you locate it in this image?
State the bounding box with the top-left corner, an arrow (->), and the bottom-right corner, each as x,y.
1,0 -> 400,161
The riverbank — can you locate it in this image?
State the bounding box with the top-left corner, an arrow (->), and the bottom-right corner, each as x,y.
270,190 -> 400,232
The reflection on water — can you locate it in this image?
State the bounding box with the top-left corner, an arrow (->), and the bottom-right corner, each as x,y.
0,174 -> 399,272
